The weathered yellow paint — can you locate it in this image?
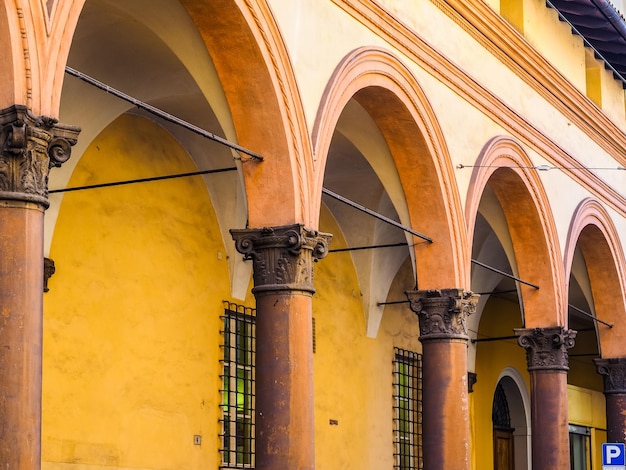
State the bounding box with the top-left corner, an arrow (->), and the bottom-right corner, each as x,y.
42,114 -> 238,469
471,294 -> 607,470
472,296 -> 529,470
313,205 -> 420,469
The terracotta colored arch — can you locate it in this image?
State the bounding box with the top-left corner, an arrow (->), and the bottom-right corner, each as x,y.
466,136 -> 566,327
564,198 -> 626,357
180,0 -> 312,227
0,0 -> 85,115
0,0 -> 32,110
312,46 -> 468,288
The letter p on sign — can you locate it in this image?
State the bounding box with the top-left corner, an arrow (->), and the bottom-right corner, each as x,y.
603,443 -> 626,469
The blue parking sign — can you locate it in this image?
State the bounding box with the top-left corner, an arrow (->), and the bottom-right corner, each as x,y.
603,443 -> 626,469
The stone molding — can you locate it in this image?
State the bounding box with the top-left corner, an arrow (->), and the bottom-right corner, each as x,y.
595,357 -> 626,394
230,224 -> 332,295
515,327 -> 576,372
405,288 -> 479,341
0,105 -> 80,207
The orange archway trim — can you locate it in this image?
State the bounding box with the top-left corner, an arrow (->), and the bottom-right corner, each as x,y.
312,46 -> 468,288
564,198 -> 626,357
466,136 -> 566,327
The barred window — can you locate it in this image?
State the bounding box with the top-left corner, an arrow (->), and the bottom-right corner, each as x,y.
393,347 -> 423,470
220,302 -> 255,469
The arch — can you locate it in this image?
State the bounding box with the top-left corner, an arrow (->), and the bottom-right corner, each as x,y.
0,0 -> 30,109
495,368 -> 532,470
180,0 -> 312,227
312,46 -> 468,288
564,198 -> 626,357
0,0 -> 85,115
466,136 -> 566,327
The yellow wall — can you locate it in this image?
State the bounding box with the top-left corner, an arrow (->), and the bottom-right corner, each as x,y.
471,295 -> 607,470
472,296 -> 529,470
42,114 -> 239,469
568,385 -> 606,470
313,207 -> 420,469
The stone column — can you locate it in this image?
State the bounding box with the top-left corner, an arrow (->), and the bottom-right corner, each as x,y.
515,327 -> 576,470
0,105 -> 79,468
405,288 -> 479,470
230,224 -> 331,470
594,357 -> 626,444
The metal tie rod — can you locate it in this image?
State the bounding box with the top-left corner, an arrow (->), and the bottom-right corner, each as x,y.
471,259 -> 540,289
568,304 -> 613,328
321,187 -> 433,243
64,66 -> 264,162
49,167 -> 237,194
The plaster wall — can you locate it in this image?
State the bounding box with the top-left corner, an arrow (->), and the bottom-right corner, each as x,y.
42,114 -> 239,469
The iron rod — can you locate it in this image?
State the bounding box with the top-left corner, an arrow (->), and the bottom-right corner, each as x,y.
321,187 -> 433,243
377,300 -> 411,306
568,304 -> 613,328
471,259 -> 540,289
329,242 -> 409,253
49,167 -> 237,194
65,66 -> 264,161
471,335 -> 518,344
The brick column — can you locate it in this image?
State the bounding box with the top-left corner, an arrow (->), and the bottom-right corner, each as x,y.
231,224 -> 331,470
594,357 -> 626,444
405,288 -> 479,470
515,327 -> 576,470
0,105 -> 79,468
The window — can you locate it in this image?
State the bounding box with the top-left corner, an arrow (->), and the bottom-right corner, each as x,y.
393,348 -> 423,470
569,424 -> 591,470
220,302 -> 255,469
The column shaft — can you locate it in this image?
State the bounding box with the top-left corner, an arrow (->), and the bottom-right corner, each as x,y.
406,288 -> 478,470
0,202 -> 44,469
529,371 -> 570,469
255,293 -> 314,470
231,224 -> 331,470
595,357 -> 626,444
516,327 -> 576,470
421,339 -> 471,469
605,394 -> 626,443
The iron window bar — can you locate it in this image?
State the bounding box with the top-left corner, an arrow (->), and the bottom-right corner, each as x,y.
393,348 -> 423,470
219,301 -> 256,469
65,66 -> 264,161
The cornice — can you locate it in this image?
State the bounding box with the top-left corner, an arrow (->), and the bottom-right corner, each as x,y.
331,0 -> 626,217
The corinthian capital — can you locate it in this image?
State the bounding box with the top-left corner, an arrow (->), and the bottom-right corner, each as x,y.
0,105 -> 80,207
230,223 -> 332,295
405,288 -> 479,341
594,357 -> 626,394
515,327 -> 576,371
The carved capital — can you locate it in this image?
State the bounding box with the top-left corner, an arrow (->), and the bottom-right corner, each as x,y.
405,288 -> 479,341
594,357 -> 626,394
0,105 -> 80,207
515,327 -> 576,372
230,224 -> 332,295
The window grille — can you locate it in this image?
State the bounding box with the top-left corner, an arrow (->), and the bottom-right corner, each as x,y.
220,301 -> 256,469
393,347 -> 423,470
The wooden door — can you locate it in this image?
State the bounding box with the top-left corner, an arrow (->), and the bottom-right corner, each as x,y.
493,428 -> 514,470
